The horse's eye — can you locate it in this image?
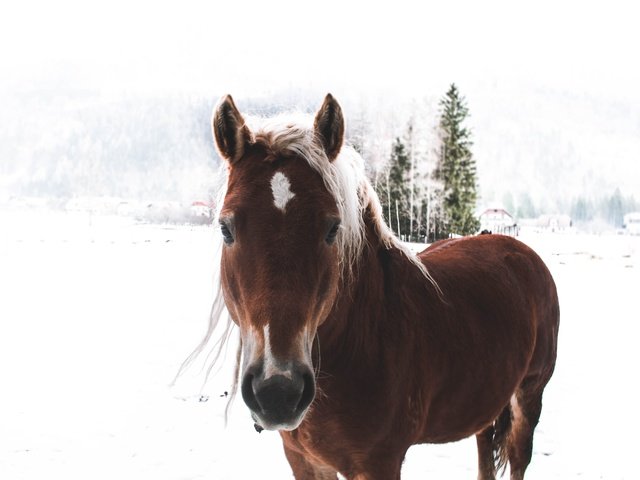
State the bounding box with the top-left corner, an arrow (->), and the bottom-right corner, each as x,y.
220,222 -> 234,245
325,221 -> 341,245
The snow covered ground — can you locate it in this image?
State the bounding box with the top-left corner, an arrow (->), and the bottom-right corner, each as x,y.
1,208 -> 638,479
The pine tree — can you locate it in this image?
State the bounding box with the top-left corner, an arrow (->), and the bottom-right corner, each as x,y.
571,196 -> 592,223
517,192 -> 537,219
607,188 -> 624,227
385,137 -> 412,239
434,84 -> 480,236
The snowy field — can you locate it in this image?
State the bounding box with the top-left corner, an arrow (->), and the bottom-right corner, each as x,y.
1,208 -> 639,479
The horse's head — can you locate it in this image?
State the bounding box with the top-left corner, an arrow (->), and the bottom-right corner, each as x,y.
213,94 -> 348,431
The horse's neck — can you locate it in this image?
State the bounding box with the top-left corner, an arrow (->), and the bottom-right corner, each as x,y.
319,206 -> 432,368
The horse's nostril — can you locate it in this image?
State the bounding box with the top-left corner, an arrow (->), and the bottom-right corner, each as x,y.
241,373 -> 261,413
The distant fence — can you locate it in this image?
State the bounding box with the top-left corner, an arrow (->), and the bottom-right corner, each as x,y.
482,225 -> 520,237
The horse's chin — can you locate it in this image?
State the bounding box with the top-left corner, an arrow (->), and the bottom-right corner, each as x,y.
251,410 -> 307,432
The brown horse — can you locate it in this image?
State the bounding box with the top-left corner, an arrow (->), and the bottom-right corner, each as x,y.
199,94 -> 559,479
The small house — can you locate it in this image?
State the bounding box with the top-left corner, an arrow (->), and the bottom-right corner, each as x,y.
479,207 -> 518,236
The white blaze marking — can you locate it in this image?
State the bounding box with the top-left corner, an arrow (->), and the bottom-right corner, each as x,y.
263,324 -> 291,379
270,172 -> 295,211
262,324 -> 312,380
263,324 -> 276,377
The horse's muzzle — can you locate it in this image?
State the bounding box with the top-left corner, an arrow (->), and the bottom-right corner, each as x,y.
241,363 -> 315,431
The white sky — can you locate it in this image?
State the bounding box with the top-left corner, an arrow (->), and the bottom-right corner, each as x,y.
1,0 -> 639,100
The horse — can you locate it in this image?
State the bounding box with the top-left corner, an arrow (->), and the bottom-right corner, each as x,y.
195,93 -> 559,479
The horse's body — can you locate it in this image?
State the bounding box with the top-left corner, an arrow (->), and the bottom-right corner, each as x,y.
283,233 -> 558,479
202,94 -> 559,479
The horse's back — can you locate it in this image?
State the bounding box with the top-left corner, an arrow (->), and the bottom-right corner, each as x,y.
421,234 -> 557,317
421,235 -> 558,368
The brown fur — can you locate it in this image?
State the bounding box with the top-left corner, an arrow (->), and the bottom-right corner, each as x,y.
212,96 -> 559,479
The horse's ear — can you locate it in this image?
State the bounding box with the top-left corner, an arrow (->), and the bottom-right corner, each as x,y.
314,93 -> 344,161
212,95 -> 253,163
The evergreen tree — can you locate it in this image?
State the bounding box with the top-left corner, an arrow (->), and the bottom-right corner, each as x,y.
383,137 -> 412,239
433,84 -> 480,236
502,191 -> 516,215
607,188 -> 624,227
571,196 -> 592,223
375,124 -> 431,242
517,192 -> 537,219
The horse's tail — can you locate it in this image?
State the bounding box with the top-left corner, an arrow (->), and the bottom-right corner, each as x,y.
492,404 -> 512,474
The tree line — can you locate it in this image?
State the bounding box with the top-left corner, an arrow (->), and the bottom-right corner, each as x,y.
3,86 -> 636,234
570,189 -> 638,228
369,84 -> 480,242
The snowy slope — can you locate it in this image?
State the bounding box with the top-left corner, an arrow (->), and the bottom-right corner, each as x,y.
1,209 -> 638,479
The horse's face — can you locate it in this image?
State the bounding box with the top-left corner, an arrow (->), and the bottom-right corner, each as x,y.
213,94 -> 345,431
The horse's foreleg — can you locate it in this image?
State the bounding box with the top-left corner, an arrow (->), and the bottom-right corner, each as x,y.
282,443 -> 338,480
